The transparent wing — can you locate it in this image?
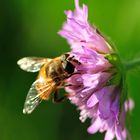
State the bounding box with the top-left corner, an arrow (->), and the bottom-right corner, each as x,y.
23,78 -> 53,114
17,57 -> 52,72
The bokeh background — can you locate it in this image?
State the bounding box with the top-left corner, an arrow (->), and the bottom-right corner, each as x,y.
0,0 -> 140,140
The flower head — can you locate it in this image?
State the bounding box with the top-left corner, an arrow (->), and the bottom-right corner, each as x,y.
59,0 -> 134,140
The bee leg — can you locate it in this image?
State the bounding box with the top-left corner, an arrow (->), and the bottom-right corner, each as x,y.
65,72 -> 81,79
53,90 -> 69,103
63,72 -> 81,80
71,71 -> 81,75
67,56 -> 81,65
65,84 -> 73,87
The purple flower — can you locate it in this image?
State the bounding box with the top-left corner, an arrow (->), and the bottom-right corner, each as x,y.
59,0 -> 134,140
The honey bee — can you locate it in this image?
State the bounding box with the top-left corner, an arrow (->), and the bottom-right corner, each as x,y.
17,53 -> 80,114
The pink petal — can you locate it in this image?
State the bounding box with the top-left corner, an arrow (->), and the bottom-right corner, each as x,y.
87,117 -> 102,134
105,129 -> 115,140
115,126 -> 125,140
99,86 -> 115,119
87,87 -> 106,108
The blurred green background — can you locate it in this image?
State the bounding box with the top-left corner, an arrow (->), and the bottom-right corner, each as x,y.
0,0 -> 140,140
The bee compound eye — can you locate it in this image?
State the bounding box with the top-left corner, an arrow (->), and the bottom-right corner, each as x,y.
64,61 -> 75,74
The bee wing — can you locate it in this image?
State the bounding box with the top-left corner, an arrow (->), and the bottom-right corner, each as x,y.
23,78 -> 53,114
23,79 -> 42,114
17,57 -> 52,72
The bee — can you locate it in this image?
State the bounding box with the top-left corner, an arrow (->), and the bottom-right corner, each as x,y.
17,53 -> 80,114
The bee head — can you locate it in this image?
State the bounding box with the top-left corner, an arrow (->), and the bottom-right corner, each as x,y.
61,54 -> 75,74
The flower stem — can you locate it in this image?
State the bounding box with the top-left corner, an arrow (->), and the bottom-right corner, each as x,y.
125,58 -> 140,71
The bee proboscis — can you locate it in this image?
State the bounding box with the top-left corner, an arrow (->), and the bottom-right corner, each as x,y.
17,53 -> 80,114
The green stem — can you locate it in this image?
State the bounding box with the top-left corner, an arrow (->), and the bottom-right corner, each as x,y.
125,58 -> 140,71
